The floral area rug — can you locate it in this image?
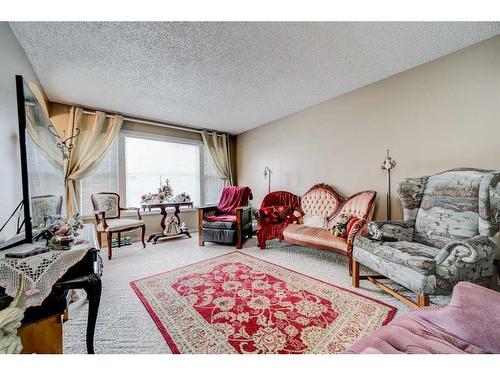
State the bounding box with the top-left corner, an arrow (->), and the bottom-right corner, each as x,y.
130,252 -> 396,354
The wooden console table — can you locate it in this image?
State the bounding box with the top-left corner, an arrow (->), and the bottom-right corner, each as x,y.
141,201 -> 193,244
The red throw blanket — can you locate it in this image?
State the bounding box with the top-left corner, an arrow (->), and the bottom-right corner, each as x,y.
216,186 -> 252,215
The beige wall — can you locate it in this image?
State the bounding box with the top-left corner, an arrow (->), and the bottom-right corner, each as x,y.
0,22 -> 44,243
236,35 -> 500,221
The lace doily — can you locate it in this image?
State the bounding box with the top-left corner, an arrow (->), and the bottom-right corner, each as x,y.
0,224 -> 97,307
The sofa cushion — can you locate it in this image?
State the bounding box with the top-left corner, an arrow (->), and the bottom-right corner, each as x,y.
413,170 -> 482,248
202,228 -> 236,244
204,214 -> 237,222
97,218 -> 144,232
283,224 -> 348,252
302,214 -> 327,229
354,237 -> 439,275
202,220 -> 236,230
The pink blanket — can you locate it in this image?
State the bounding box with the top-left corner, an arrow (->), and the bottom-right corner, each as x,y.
216,186 -> 252,215
346,282 -> 500,354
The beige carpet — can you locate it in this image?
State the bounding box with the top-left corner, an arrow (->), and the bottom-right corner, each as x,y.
64,234 -> 450,354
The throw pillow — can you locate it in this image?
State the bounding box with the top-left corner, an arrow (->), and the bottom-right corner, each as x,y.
261,206 -> 292,223
288,210 -> 302,224
303,214 -> 327,229
331,212 -> 356,237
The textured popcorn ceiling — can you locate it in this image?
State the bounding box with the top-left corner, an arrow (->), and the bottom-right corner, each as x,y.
10,22 -> 500,134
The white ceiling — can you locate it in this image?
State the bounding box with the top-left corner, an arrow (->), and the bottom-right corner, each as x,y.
10,22 -> 500,134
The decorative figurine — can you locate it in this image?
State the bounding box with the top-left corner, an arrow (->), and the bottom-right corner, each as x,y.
174,192 -> 191,202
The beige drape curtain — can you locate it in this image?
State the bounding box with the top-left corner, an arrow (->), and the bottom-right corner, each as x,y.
201,130 -> 235,186
64,107 -> 123,217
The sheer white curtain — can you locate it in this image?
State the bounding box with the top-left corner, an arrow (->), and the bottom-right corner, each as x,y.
201,130 -> 235,186
25,104 -> 63,167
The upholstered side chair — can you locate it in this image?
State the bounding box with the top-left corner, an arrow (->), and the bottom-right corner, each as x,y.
352,168 -> 500,308
256,191 -> 302,249
31,195 -> 63,228
91,192 -> 146,260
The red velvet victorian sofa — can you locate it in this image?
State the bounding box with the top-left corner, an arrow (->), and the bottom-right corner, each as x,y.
256,184 -> 376,271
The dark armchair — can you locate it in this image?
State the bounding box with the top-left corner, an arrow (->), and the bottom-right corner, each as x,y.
198,186 -> 253,249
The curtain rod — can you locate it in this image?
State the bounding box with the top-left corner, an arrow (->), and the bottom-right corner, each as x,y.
81,109 -> 223,137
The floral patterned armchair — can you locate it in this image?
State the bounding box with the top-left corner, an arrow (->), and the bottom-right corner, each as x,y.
91,192 -> 145,260
352,168 -> 500,308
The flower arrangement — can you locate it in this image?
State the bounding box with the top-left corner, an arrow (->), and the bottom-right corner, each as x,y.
380,149 -> 397,171
141,179 -> 174,204
46,214 -> 84,250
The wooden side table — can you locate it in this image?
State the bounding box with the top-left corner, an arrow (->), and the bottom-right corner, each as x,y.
141,201 -> 193,244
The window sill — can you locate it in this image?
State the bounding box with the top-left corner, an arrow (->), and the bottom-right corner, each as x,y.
82,206 -> 198,221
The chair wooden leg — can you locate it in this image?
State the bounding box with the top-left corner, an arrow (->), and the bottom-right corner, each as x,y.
417,293 -> 429,308
198,227 -> 204,246
106,232 -> 113,260
198,209 -> 204,246
141,225 -> 146,248
257,232 -> 266,250
352,259 -> 360,288
117,233 -> 121,248
236,228 -> 242,249
97,232 -> 102,250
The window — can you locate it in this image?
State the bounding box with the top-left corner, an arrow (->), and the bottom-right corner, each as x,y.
26,135 -> 65,201
203,149 -> 224,205
80,139 -> 119,216
79,132 -> 225,216
125,136 -> 200,207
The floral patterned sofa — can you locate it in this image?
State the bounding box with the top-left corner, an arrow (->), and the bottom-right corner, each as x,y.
352,168 -> 500,307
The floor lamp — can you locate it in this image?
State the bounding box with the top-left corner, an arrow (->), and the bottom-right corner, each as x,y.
381,150 -> 397,220
264,166 -> 272,194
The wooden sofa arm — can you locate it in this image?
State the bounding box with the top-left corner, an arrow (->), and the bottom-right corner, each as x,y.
347,219 -> 367,251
